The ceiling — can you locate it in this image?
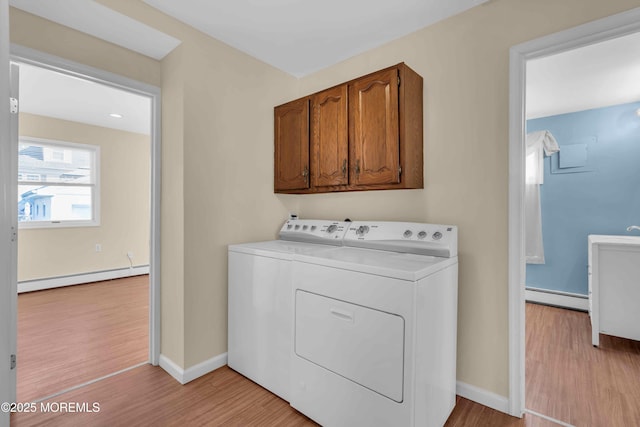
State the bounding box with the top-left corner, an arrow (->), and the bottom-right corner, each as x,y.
10,1 -> 640,130
18,63 -> 151,135
141,0 -> 488,77
526,31 -> 640,119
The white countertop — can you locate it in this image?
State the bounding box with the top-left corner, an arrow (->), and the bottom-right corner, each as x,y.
588,234 -> 640,245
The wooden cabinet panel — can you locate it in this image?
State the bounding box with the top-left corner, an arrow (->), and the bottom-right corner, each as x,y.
274,98 -> 310,191
274,63 -> 422,194
349,68 -> 400,186
311,85 -> 348,187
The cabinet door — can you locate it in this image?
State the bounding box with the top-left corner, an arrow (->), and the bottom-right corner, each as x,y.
311,85 -> 348,187
349,68 -> 400,186
274,98 -> 310,191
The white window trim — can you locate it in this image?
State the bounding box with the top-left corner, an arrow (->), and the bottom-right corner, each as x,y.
18,136 -> 100,229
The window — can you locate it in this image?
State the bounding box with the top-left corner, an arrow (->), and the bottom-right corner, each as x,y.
18,137 -> 100,228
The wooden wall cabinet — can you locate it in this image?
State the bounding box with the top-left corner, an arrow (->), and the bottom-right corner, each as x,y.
311,85 -> 349,188
274,63 -> 423,194
274,98 -> 310,191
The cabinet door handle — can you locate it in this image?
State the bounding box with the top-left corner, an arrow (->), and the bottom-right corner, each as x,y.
302,166 -> 309,185
342,159 -> 347,178
355,159 -> 361,176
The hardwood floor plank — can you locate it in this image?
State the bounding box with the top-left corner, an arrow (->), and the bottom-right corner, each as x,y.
11,365 -> 317,427
13,298 -> 640,426
13,365 -> 550,427
525,303 -> 640,427
12,363 -> 566,427
17,275 -> 149,402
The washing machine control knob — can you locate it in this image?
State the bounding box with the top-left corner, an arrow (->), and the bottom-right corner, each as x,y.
326,224 -> 338,233
432,231 -> 443,240
356,225 -> 370,236
418,231 -> 427,239
403,230 -> 413,238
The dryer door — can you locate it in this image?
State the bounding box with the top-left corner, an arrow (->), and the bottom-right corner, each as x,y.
295,290 -> 404,402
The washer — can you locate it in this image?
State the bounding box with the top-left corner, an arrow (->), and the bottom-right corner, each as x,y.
227,219 -> 349,401
290,221 -> 458,427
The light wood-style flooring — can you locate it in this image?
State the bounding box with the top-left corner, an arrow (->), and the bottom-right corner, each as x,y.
526,303 -> 640,426
13,363 -> 562,427
17,275 -> 149,402
12,299 -> 640,426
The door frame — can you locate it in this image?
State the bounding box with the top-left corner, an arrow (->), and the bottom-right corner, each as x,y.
1,1 -> 15,425
10,44 -> 162,366
508,6 -> 640,416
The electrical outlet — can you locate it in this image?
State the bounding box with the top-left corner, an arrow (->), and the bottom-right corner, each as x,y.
95,244 -> 102,252
127,251 -> 134,259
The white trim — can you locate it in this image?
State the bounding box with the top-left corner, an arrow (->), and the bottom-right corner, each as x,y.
456,381 -> 510,414
10,44 -> 161,98
9,44 -> 162,367
18,136 -> 101,229
508,38 -> 526,418
159,353 -> 228,385
525,288 -> 588,311
31,361 -> 148,404
508,6 -> 640,419
1,1 -> 16,422
17,266 -> 150,293
8,62 -> 18,408
524,409 -> 576,427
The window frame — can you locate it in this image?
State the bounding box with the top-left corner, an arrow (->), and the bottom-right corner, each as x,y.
18,136 -> 101,229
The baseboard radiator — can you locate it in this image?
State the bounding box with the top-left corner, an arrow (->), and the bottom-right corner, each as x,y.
525,286 -> 588,312
18,266 -> 150,293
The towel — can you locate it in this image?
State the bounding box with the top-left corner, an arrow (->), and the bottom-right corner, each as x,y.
526,130 -> 560,156
524,130 -> 558,264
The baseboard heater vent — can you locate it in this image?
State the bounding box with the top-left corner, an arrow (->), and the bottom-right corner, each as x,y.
18,266 -> 150,293
525,287 -> 588,312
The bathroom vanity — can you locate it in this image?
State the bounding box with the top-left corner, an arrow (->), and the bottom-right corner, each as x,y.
588,235 -> 640,346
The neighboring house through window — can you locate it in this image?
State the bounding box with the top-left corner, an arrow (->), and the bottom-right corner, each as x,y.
18,137 -> 100,228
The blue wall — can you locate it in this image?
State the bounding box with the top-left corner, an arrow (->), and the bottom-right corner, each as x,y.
526,101 -> 640,295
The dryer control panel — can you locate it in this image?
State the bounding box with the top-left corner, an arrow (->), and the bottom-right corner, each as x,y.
279,219 -> 350,245
344,221 -> 458,257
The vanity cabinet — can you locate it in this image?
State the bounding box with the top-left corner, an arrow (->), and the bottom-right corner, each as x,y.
274,63 -> 423,194
588,234 -> 640,347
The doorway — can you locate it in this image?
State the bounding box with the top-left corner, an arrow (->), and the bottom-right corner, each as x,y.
8,46 -> 161,402
508,5 -> 640,421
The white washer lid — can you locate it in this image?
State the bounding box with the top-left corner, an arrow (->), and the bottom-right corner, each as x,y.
294,246 -> 458,281
228,240 -> 337,260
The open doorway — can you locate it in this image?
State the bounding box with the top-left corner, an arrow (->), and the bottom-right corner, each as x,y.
522,33 -> 640,425
509,7 -> 640,425
8,47 -> 161,403
14,61 -> 151,402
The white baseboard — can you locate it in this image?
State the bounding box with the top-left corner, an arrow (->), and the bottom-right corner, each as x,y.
525,287 -> 588,311
18,266 -> 150,293
456,381 -> 510,414
159,353 -> 228,385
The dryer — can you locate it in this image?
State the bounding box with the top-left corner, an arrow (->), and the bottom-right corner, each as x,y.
227,219 -> 349,401
290,221 -> 458,427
